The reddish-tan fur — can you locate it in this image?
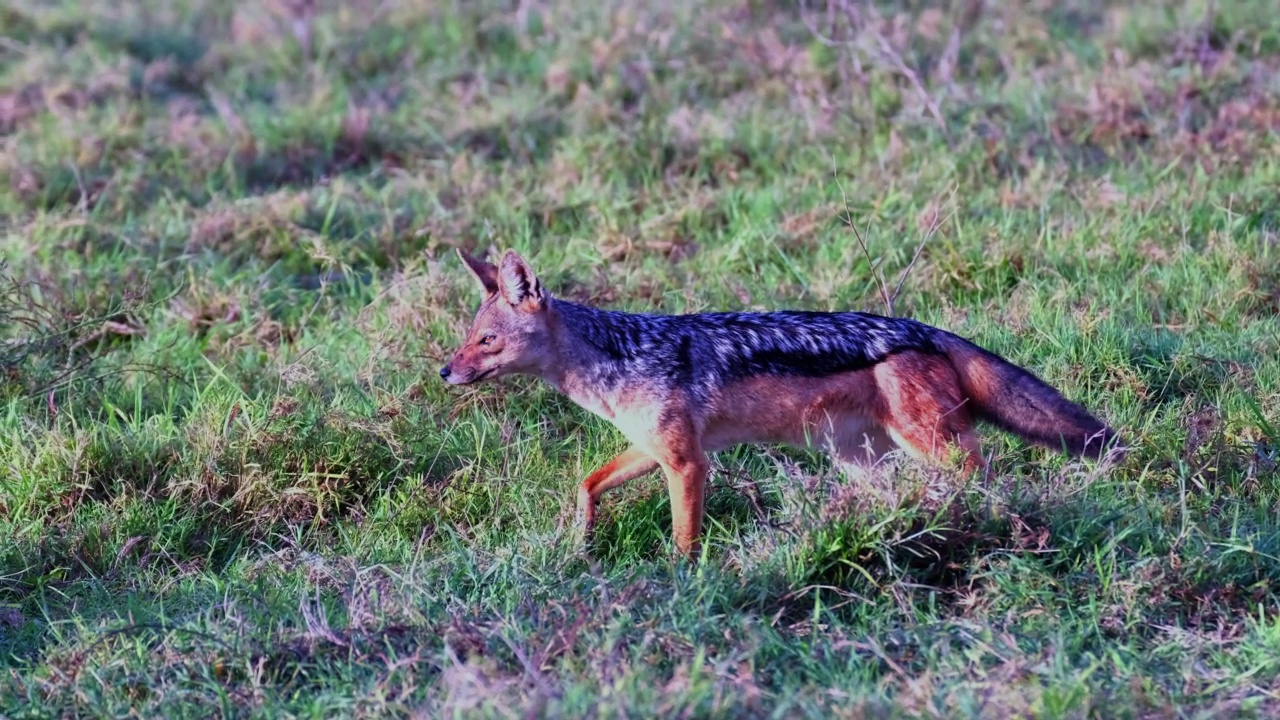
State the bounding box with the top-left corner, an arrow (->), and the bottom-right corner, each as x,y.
874,352 -> 986,475
573,355 -> 988,557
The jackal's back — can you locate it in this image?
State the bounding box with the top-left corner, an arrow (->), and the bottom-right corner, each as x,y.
554,299 -> 937,399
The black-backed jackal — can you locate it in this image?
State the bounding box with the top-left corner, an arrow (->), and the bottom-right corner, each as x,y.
441,249 -> 1121,559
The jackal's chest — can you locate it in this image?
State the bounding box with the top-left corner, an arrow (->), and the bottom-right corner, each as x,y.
552,379 -> 668,445
570,391 -> 618,422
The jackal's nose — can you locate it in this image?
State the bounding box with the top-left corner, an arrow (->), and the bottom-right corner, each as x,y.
439,366 -> 451,380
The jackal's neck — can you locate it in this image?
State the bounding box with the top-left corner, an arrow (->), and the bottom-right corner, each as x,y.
536,299 -> 650,412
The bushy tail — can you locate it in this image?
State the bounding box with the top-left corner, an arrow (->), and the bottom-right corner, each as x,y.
938,334 -> 1122,460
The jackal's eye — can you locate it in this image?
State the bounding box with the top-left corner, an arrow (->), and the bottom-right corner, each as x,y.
478,334 -> 496,346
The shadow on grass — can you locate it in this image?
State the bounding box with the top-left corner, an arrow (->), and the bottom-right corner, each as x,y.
0,565 -> 447,697
0,409 -> 464,663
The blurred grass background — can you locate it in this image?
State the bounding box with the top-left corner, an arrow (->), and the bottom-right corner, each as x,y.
1,0 -> 1279,716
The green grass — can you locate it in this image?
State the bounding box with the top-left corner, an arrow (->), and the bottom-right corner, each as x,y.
2,0 -> 1279,716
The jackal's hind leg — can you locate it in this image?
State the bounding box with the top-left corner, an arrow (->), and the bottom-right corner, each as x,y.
874,352 -> 988,476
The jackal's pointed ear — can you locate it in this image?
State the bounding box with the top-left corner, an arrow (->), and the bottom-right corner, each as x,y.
457,247 -> 499,296
498,250 -> 545,311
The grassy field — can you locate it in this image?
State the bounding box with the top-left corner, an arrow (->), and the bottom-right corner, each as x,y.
3,0 -> 1280,716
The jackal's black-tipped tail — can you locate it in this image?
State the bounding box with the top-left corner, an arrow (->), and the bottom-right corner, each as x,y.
938,335 -> 1123,460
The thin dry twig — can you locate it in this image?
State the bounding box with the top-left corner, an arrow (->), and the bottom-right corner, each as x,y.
889,183 -> 956,310
496,630 -> 559,701
800,0 -> 952,137
66,318 -> 146,356
830,155 -> 893,314
0,263 -> 180,401
870,30 -> 950,136
830,160 -> 952,317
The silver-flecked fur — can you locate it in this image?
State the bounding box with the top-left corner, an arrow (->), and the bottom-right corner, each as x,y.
552,299 -> 939,404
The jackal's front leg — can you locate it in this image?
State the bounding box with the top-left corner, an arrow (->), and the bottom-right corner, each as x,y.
574,447 -> 658,547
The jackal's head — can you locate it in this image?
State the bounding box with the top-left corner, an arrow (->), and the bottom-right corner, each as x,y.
440,248 -> 553,385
